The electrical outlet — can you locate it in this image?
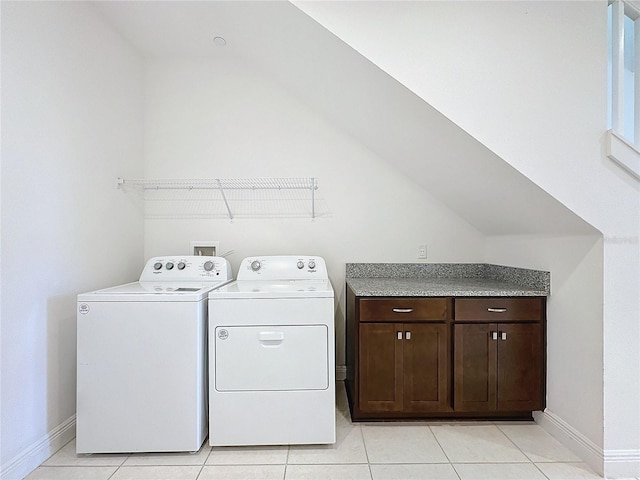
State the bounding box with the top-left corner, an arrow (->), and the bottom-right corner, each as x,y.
190,241 -> 220,257
418,244 -> 427,259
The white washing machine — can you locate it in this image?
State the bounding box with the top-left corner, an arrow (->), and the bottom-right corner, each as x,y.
76,255 -> 232,454
208,255 -> 335,446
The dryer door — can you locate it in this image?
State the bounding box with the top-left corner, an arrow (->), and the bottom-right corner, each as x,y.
214,325 -> 328,391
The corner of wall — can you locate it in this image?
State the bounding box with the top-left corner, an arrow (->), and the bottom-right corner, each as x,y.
1,417 -> 75,480
534,410 -> 605,476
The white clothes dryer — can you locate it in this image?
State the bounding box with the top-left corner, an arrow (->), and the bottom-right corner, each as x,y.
76,256 -> 232,454
208,255 -> 335,446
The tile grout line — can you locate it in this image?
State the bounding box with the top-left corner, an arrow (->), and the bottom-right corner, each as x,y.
359,425 -> 375,480
283,445 -> 290,480
197,443 -> 214,478
104,453 -> 127,480
427,425 -> 462,480
494,424 -> 552,480
194,444 -> 211,480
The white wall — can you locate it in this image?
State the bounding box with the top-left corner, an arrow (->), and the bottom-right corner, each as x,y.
292,0 -> 624,227
142,57 -> 487,368
2,1 -> 635,478
0,2 -> 144,477
294,1 -> 640,476
485,235 -> 604,448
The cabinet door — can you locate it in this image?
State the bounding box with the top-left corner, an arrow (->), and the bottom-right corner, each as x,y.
359,323 -> 403,412
454,323 -> 497,412
404,323 -> 450,412
496,323 -> 543,411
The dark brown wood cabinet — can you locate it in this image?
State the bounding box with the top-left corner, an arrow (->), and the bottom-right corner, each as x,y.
359,322 -> 450,414
346,290 -> 451,420
453,297 -> 545,414
454,322 -> 543,412
346,286 -> 546,421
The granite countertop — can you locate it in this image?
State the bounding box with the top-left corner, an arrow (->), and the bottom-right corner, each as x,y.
346,263 -> 550,297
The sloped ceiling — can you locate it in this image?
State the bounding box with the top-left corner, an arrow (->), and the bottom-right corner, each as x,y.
93,0 -> 597,236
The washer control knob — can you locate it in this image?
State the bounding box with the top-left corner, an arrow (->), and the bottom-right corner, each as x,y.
297,261 -> 305,269
308,260 -> 316,269
251,260 -> 261,271
153,262 -> 163,270
165,262 -> 174,270
177,262 -> 186,270
203,260 -> 214,272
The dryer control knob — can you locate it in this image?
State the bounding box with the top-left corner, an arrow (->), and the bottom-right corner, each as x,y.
203,260 -> 214,272
153,262 -> 163,270
297,261 -> 305,269
308,260 -> 316,269
177,262 -> 186,270
166,262 -> 174,270
251,260 -> 261,271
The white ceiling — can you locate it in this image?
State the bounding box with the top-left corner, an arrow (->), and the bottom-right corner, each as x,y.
93,0 -> 597,236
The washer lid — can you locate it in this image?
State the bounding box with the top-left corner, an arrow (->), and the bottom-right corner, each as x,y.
208,279 -> 334,299
78,280 -> 231,302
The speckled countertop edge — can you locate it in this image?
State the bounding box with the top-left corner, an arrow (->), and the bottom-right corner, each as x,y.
345,263 -> 550,297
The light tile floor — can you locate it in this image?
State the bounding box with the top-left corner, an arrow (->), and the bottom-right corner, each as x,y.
26,383 -> 639,480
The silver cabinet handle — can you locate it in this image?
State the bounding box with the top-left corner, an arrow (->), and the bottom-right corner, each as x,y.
405,331 -> 411,340
487,308 -> 507,313
397,331 -> 402,340
501,332 -> 507,340
393,308 -> 413,313
492,331 -> 498,340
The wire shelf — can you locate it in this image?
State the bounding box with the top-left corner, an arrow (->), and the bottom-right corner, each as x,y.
117,177 -> 324,220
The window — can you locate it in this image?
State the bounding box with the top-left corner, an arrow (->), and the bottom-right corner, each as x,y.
608,0 -> 640,147
607,0 -> 640,178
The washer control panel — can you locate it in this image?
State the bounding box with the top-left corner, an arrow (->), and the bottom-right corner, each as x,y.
237,255 -> 328,281
140,256 -> 232,282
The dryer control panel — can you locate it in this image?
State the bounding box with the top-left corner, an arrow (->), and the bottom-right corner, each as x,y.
139,256 -> 232,282
237,255 -> 328,281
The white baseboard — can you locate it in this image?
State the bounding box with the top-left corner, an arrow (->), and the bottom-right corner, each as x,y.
1,415 -> 76,480
535,410 -> 640,479
602,448 -> 640,479
534,410 -> 604,474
